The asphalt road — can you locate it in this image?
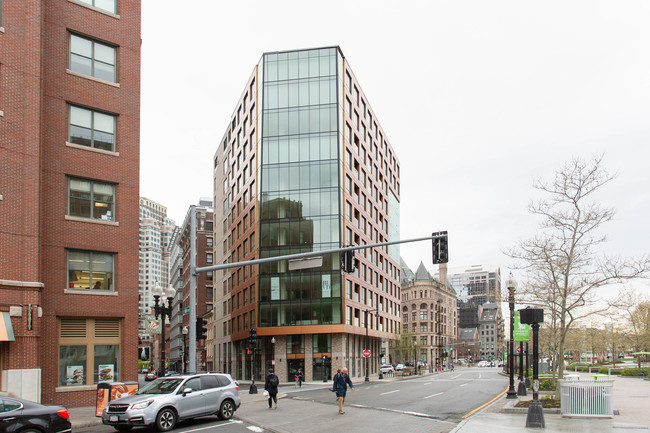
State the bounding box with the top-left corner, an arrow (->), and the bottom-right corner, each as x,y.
287,367 -> 505,422
75,368 -> 505,433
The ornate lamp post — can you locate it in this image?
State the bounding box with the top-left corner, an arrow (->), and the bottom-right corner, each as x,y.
506,273 -> 518,399
152,282 -> 176,378
520,307 -> 545,428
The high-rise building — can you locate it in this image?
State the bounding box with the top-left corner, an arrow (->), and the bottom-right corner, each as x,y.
138,198 -> 176,342
0,0 -> 141,406
212,47 -> 401,381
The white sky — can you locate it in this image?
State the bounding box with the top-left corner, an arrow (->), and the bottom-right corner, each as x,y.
140,1 -> 650,296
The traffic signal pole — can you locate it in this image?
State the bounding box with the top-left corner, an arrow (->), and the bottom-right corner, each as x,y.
188,233 -> 448,376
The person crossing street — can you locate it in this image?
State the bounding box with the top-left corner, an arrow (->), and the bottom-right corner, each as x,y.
332,367 -> 354,414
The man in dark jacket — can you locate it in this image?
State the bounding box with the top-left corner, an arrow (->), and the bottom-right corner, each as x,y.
264,369 -> 279,409
333,367 -> 354,414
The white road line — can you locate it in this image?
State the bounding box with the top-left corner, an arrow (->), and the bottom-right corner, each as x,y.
247,427 -> 264,432
460,383 -> 468,387
424,392 -> 443,399
179,420 -> 239,432
380,389 -> 400,395
452,374 -> 461,379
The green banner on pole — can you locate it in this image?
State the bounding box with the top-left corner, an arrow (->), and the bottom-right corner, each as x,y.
513,311 -> 530,342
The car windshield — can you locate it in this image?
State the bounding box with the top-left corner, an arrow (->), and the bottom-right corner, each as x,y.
137,378 -> 182,395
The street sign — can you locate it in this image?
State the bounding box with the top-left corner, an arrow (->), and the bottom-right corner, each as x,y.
517,346 -> 522,354
184,307 -> 190,314
362,350 -> 371,358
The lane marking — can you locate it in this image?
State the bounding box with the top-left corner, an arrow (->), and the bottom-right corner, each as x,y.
424,392 -> 443,399
179,419 -> 239,432
380,389 -> 400,395
459,383 -> 468,387
462,387 -> 508,419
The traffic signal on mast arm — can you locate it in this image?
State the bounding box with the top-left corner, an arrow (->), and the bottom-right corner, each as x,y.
196,317 -> 208,340
341,250 -> 355,273
432,231 -> 449,264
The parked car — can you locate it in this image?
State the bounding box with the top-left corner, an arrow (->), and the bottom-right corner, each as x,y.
102,373 -> 241,432
144,371 -> 158,381
0,396 -> 71,433
395,364 -> 405,371
380,364 -> 395,374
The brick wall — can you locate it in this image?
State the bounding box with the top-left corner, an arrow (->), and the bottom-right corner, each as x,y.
0,0 -> 141,407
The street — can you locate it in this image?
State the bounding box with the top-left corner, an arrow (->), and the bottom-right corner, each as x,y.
74,368 -> 505,433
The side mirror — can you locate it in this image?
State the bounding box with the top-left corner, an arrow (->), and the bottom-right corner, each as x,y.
182,388 -> 193,396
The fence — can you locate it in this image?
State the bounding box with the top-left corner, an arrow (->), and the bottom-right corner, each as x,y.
559,379 -> 614,417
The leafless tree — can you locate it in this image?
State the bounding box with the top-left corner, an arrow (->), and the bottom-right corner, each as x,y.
506,156 -> 649,379
612,288 -> 650,367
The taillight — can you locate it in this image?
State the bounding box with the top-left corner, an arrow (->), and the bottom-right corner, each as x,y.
57,409 -> 70,420
235,385 -> 239,391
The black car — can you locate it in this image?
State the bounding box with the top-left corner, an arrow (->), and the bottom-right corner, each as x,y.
0,396 -> 71,433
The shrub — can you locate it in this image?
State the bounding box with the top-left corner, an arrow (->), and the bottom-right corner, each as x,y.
621,368 -> 650,377
539,379 -> 555,390
598,367 -> 609,374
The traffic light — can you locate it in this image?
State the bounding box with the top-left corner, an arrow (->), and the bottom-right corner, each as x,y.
196,317 -> 207,340
432,231 -> 449,264
341,250 -> 355,273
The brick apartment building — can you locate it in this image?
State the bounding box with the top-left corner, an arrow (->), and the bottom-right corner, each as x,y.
0,0 -> 141,407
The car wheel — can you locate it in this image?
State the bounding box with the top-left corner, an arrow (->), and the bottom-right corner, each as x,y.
113,426 -> 133,432
155,408 -> 177,432
217,399 -> 235,420
20,430 -> 41,433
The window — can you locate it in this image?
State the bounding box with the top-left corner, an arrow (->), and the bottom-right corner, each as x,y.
67,250 -> 114,291
69,105 -> 116,151
76,0 -> 116,14
206,237 -> 213,247
70,34 -> 116,82
206,253 -> 213,264
68,178 -> 115,221
59,318 -> 120,386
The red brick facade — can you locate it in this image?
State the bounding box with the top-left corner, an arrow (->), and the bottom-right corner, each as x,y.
0,0 -> 140,407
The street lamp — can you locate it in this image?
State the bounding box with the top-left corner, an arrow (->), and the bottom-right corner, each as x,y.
152,282 -> 176,378
430,346 -> 434,373
506,273 -> 518,399
364,308 -> 379,382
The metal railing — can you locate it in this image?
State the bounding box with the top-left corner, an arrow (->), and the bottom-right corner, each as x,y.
559,379 -> 614,417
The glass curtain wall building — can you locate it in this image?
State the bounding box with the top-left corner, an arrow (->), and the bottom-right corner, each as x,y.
214,47 -> 401,382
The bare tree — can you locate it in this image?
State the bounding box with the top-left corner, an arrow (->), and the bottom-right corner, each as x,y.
612,288 -> 650,367
506,156 -> 649,379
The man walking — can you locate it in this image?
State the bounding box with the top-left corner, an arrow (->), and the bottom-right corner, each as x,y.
265,369 -> 279,409
333,367 -> 354,414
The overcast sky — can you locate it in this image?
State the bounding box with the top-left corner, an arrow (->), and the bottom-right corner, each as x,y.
140,1 -> 650,297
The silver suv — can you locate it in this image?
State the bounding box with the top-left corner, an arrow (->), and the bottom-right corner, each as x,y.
101,373 -> 240,432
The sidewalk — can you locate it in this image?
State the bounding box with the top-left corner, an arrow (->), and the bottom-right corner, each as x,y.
451,373 -> 650,433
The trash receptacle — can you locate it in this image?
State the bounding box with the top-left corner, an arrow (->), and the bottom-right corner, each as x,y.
96,381 -> 138,417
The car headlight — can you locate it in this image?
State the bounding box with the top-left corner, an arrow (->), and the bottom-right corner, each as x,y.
131,400 -> 154,410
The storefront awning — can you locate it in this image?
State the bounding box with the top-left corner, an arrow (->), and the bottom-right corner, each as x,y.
0,311 -> 15,341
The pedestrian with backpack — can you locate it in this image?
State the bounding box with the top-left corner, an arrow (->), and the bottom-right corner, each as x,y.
265,369 -> 279,409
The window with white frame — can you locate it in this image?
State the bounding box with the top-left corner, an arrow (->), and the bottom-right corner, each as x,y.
69,105 -> 116,151
70,34 -> 116,82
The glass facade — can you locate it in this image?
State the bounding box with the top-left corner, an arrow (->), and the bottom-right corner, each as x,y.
259,48 -> 342,327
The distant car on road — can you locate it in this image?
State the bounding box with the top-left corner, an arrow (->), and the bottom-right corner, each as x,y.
102,373 -> 240,432
144,371 -> 158,381
477,360 -> 489,367
0,396 -> 71,433
395,364 -> 405,371
380,364 -> 395,374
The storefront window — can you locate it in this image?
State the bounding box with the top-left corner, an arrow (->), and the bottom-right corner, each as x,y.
94,345 -> 119,383
59,345 -> 87,386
